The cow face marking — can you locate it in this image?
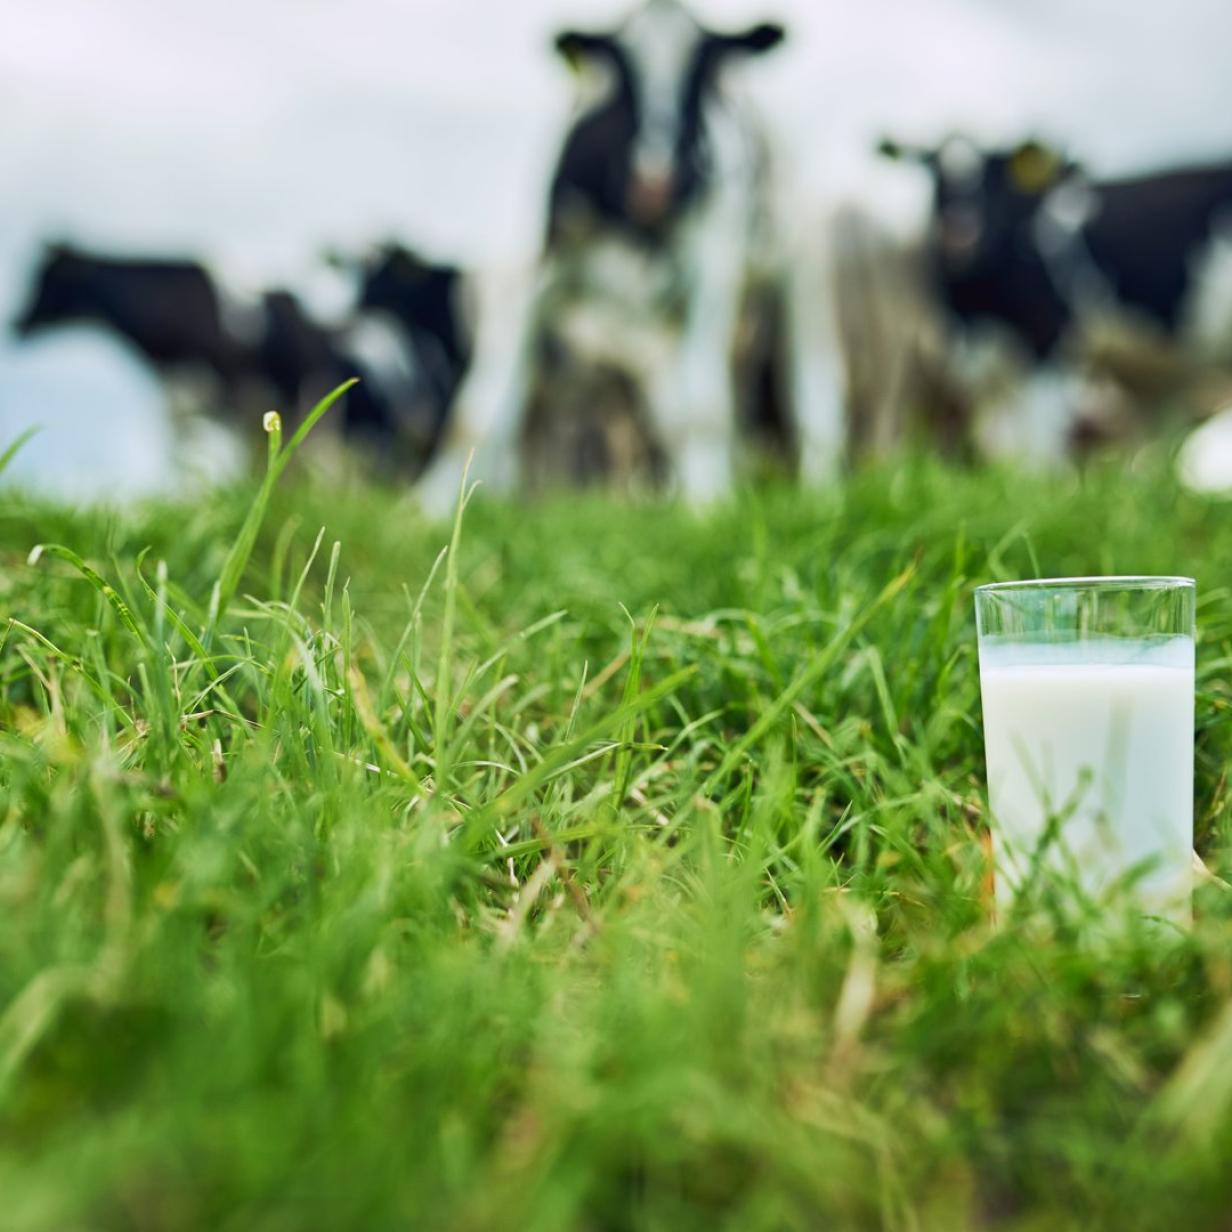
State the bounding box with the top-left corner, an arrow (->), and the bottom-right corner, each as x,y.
937,135 -> 983,189
617,0 -> 705,223
552,2 -> 785,240
933,137 -> 988,268
880,135 -> 1072,278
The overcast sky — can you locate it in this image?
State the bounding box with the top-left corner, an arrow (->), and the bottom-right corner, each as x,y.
3,0 -> 1231,494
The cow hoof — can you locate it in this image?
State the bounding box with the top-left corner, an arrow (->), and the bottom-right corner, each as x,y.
676,474 -> 732,512
799,447 -> 842,488
1178,407 -> 1232,496
416,458 -> 471,519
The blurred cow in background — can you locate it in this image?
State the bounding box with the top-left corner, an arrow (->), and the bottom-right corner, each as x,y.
417,0 -> 846,513
820,206 -> 972,463
338,244 -> 472,464
14,240 -> 471,474
879,135 -> 1232,458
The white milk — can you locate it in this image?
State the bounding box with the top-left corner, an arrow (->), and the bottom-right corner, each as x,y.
978,637 -> 1194,923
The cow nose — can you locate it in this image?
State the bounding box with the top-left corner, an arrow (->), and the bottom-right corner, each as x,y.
939,205 -> 983,265
628,170 -> 676,225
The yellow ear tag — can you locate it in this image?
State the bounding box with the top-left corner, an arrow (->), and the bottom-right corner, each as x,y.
1009,143 -> 1063,194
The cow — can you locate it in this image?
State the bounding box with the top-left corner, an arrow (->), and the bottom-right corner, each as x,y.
13,241 -> 472,471
415,0 -> 846,514
878,135 -> 1232,455
339,244 -> 472,464
822,205 -> 974,462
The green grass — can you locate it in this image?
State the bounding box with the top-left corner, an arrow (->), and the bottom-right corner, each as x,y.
4,434 -> 1232,1230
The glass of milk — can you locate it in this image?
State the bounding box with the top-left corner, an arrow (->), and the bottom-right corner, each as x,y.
975,576 -> 1196,924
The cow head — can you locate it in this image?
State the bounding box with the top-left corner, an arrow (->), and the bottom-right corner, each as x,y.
13,242 -> 86,337
358,248 -> 458,323
879,135 -> 1076,280
355,245 -> 470,371
343,244 -> 474,411
553,0 -> 785,238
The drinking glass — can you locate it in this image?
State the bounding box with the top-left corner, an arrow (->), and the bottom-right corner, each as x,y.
975,576 -> 1196,923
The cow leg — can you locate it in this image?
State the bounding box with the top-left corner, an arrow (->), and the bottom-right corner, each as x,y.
641,213 -> 747,506
784,220 -> 848,485
415,266 -> 541,517
975,359 -> 1082,466
674,316 -> 738,504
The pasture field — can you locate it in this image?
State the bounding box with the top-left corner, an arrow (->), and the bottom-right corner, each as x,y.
4,430 -> 1232,1229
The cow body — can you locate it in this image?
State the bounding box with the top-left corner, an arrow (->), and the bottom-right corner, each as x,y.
1083,163 -> 1232,339
417,0 -> 844,514
15,247 -> 241,388
344,246 -> 471,462
824,207 -> 972,461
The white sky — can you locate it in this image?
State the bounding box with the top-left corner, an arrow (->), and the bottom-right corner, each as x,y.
4,0 -> 1231,287
2,0 -> 1231,494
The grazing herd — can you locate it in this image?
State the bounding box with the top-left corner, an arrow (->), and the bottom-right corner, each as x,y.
13,0 -> 1232,506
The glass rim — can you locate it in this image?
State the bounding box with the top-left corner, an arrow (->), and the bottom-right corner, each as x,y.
976,575 -> 1195,595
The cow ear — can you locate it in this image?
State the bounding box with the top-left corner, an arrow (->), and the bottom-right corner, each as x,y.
877,138 -> 933,167
717,21 -> 786,56
1008,139 -> 1066,194
554,30 -> 613,69
733,21 -> 786,53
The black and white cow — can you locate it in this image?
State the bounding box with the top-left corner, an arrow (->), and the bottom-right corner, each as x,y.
13,242 -> 340,425
416,0 -> 845,513
879,135 -> 1232,453
876,137 -> 1080,362
13,241 -> 472,469
341,244 -> 472,461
